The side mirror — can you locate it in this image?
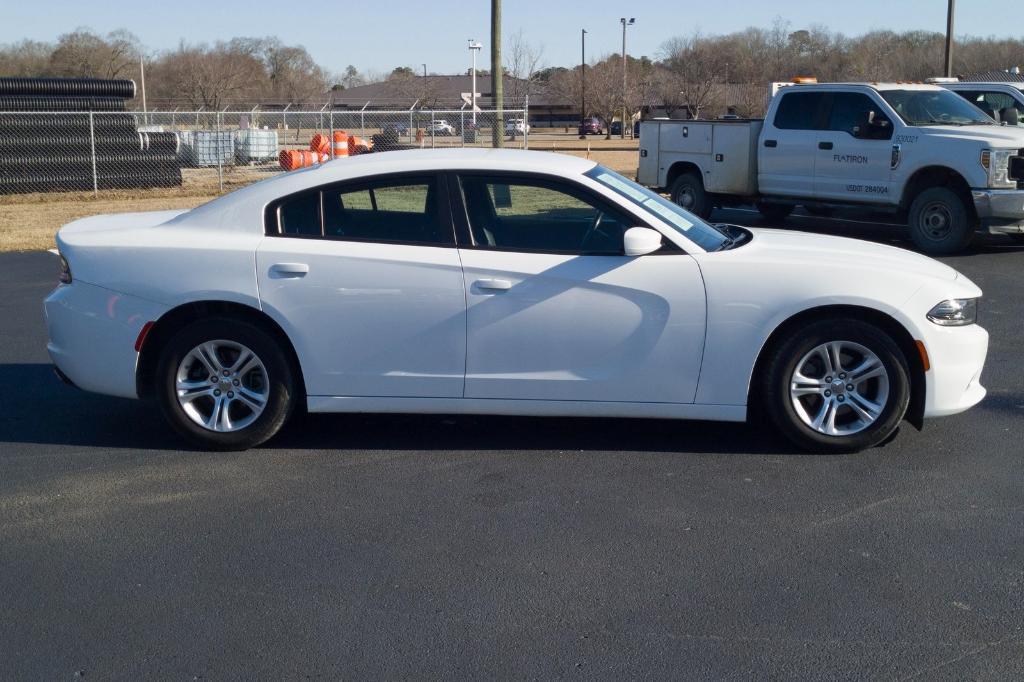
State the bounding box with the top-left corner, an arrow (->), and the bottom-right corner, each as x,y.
1001,107 -> 1020,126
623,227 -> 663,256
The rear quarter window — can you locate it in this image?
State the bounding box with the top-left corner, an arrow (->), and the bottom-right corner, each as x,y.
773,92 -> 826,130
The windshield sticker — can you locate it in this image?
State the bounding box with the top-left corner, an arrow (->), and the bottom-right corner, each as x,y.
642,198 -> 693,231
597,172 -> 649,201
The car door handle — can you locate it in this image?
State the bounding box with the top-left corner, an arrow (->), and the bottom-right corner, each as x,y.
818,141 -> 833,150
474,278 -> 512,291
763,139 -> 777,148
269,262 -> 309,278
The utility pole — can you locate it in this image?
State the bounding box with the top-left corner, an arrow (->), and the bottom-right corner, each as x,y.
944,0 -> 955,77
491,0 -> 503,147
579,28 -> 587,139
139,56 -> 148,125
620,17 -> 634,139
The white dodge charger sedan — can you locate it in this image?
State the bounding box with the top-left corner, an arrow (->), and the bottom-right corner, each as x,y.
45,149 -> 988,452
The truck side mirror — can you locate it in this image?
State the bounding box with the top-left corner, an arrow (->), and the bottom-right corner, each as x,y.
1000,107 -> 1020,126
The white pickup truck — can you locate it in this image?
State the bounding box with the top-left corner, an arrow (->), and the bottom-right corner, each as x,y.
638,82 -> 1024,254
938,79 -> 1024,127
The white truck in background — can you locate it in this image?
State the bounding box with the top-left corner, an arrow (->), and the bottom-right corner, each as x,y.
637,81 -> 1024,254
933,78 -> 1024,127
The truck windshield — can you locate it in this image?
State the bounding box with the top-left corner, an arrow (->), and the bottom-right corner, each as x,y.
880,89 -> 995,126
584,166 -> 729,251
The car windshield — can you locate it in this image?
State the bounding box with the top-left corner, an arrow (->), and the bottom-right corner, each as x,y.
880,89 -> 995,126
584,166 -> 729,251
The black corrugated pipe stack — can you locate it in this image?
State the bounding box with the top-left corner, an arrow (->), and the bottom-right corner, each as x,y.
0,77 -> 182,194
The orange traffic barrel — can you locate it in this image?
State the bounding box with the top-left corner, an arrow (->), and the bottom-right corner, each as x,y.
348,135 -> 372,155
279,149 -> 298,170
310,133 -> 330,155
333,130 -> 349,158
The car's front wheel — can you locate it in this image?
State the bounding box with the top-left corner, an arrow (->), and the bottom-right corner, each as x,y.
760,318 -> 910,453
156,317 -> 297,450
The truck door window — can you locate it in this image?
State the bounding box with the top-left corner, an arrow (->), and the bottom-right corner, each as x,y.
957,90 -> 1023,124
773,92 -> 826,130
826,93 -> 893,140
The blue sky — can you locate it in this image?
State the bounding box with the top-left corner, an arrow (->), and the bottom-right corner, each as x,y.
3,0 -> 1019,75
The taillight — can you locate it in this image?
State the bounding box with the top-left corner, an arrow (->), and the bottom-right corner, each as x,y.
58,254 -> 72,284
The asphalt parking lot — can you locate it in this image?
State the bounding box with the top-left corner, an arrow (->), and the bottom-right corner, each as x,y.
1,211 -> 1022,678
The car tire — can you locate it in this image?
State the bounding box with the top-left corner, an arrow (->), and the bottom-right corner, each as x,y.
760,318 -> 911,453
670,172 -> 712,219
155,317 -> 297,451
756,202 -> 794,221
908,186 -> 975,255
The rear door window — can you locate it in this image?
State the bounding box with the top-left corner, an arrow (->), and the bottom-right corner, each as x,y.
773,92 -> 826,130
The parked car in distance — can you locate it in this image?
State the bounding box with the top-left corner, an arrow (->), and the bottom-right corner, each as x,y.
426,120 -> 455,136
47,148 -> 988,453
578,117 -> 603,135
505,118 -> 530,135
610,120 -> 638,136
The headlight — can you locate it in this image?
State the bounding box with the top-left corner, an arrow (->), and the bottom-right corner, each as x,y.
927,298 -> 978,326
981,148 -> 1015,188
58,254 -> 72,284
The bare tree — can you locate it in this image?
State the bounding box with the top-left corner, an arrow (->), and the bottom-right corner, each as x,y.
506,29 -> 545,105
661,34 -> 727,118
0,40 -> 52,76
47,29 -> 141,79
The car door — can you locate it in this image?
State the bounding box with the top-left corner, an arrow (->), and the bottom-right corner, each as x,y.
758,90 -> 826,197
452,172 -> 707,404
814,92 -> 896,204
256,173 -> 467,398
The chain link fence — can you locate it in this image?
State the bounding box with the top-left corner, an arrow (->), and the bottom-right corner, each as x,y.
0,107 -> 530,197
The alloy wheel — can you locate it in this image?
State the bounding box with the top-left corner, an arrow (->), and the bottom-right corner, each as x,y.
175,340 -> 269,432
789,340 -> 890,437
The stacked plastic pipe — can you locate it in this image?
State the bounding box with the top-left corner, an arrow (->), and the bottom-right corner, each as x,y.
0,77 -> 182,194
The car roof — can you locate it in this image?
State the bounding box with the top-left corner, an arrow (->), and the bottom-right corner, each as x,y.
785,82 -> 945,92
169,148 -> 599,233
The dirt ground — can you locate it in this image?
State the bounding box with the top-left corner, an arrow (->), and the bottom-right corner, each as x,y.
0,146 -> 639,253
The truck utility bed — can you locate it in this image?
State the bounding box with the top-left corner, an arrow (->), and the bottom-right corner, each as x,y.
638,119 -> 763,196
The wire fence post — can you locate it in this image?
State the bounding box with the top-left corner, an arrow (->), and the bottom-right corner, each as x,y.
88,112 -> 98,197
216,110 -> 224,193
430,109 -> 435,148
523,96 -> 530,149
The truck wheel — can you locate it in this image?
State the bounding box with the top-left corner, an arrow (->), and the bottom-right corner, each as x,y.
908,187 -> 975,255
756,202 -> 794,222
670,173 -> 712,219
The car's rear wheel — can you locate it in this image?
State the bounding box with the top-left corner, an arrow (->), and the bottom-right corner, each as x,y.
908,186 -> 975,255
156,317 -> 296,450
760,318 -> 910,453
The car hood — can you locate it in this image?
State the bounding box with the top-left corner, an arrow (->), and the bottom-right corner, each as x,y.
736,227 -> 959,282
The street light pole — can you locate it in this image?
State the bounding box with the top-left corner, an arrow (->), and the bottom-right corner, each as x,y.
468,40 -> 482,125
580,28 -> 587,139
944,0 -> 956,78
620,17 -> 634,139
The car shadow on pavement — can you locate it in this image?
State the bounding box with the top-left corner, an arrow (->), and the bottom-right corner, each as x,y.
0,363 -> 807,456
